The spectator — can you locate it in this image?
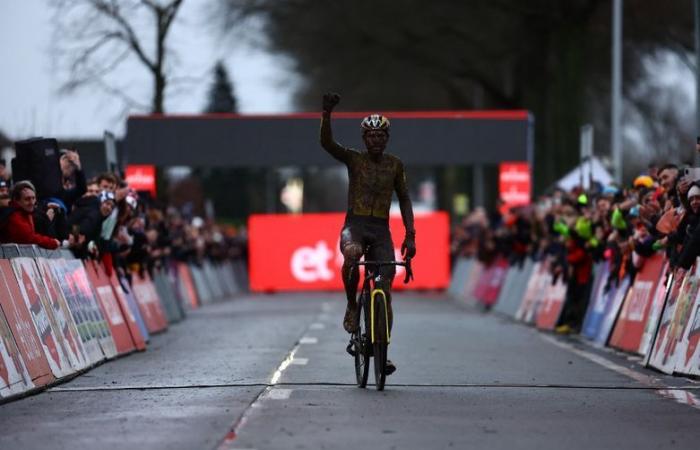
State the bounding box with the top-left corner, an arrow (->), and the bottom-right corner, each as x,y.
0,180 -> 59,249
57,149 -> 86,211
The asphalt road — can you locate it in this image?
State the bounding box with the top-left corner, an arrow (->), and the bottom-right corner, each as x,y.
1,292 -> 699,450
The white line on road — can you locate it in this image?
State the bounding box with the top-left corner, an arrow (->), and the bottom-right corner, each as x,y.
263,388 -> 293,400
291,358 -> 308,365
299,336 -> 318,344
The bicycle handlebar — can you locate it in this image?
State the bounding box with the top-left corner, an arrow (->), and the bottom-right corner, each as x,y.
352,258 -> 414,284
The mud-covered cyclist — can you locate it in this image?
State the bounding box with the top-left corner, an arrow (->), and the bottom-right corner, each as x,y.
319,92 -> 417,375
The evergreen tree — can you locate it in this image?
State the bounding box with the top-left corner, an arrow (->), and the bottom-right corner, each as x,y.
204,61 -> 238,113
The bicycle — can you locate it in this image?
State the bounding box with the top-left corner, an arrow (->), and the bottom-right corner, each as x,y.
348,257 -> 413,391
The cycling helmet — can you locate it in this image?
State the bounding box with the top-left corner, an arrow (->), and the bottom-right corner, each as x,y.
361,114 -> 390,132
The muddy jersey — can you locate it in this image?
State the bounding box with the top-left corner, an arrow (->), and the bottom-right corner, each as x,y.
320,114 -> 413,221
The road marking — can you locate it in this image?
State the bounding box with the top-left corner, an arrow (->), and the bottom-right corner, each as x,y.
270,347 -> 299,385
263,388 -> 292,400
291,358 -> 308,365
299,336 -> 318,344
310,323 -> 325,330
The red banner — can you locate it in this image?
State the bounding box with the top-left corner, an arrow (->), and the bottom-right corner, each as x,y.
609,254 -> 665,354
125,165 -> 156,197
248,212 -> 450,292
499,162 -> 531,210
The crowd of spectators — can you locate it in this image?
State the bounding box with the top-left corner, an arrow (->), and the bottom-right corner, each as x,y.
0,147 -> 247,283
452,156 -> 700,334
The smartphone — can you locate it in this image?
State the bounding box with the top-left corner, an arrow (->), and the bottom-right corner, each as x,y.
683,167 -> 700,182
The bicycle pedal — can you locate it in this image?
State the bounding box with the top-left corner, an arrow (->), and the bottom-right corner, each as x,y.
346,342 -> 357,357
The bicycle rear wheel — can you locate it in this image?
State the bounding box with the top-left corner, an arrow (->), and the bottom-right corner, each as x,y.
372,292 -> 388,391
354,294 -> 370,388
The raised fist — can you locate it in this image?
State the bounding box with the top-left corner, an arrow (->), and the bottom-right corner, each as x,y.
322,92 -> 340,112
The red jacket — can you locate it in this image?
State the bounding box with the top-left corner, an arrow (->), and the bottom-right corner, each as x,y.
566,239 -> 593,285
0,202 -> 59,249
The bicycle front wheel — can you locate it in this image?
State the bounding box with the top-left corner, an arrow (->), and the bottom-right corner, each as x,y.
372,292 -> 388,391
354,294 -> 370,388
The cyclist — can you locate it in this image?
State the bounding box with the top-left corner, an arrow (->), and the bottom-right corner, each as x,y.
320,92 -> 416,375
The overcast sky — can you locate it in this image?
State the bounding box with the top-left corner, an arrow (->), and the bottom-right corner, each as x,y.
0,0 -> 297,140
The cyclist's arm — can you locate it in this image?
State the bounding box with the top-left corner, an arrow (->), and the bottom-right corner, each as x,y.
320,110 -> 355,164
395,160 -> 416,238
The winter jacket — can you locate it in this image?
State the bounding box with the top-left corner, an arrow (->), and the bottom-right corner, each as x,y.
0,201 -> 58,249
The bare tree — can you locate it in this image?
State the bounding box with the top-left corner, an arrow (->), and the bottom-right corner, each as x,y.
51,0 -> 185,114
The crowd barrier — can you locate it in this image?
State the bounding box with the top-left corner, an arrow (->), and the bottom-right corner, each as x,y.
448,253 -> 700,379
0,244 -> 248,402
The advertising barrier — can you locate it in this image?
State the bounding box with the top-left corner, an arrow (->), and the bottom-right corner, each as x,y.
0,306 -> 33,398
493,259 -> 532,317
190,264 -> 213,305
648,268 -> 700,374
49,259 -> 104,365
153,270 -> 184,323
11,258 -> 75,378
34,258 -> 90,372
582,263 -> 616,341
472,257 -> 509,308
593,276 -> 631,346
448,258 -> 472,299
83,261 -> 136,356
675,270 -> 700,376
535,275 -> 568,330
63,259 -> 117,360
459,260 -> 483,308
131,273 -> 168,334
177,263 -> 200,309
114,275 -> 150,345
0,260 -> 54,388
516,262 -> 549,323
108,274 -> 147,351
248,212 -> 450,292
609,255 -> 666,354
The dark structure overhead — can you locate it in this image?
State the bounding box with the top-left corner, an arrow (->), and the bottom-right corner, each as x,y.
125,111 -> 533,168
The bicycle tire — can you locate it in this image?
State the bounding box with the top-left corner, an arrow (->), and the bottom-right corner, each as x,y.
372,291 -> 388,391
354,293 -> 370,388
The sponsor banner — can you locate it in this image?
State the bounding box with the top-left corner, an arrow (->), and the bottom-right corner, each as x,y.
63,259 -> 117,360
35,258 -> 90,372
472,257 -> 509,307
190,265 -> 213,304
108,273 -> 147,351
594,276 -> 631,346
499,162 -> 531,212
11,258 -> 73,378
177,263 -> 200,308
494,259 -> 535,318
0,261 -> 53,387
516,262 -> 549,323
640,267 -> 672,358
447,258 -> 472,299
460,260 -> 484,307
582,262 -> 615,340
83,261 -> 136,355
248,212 -> 450,292
648,268 -> 700,374
49,259 -> 104,365
125,164 -> 156,197
153,270 -> 184,323
131,273 -> 168,333
0,296 -> 34,398
535,275 -> 568,330
609,255 -> 665,354
675,271 -> 700,375
116,276 -> 150,344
